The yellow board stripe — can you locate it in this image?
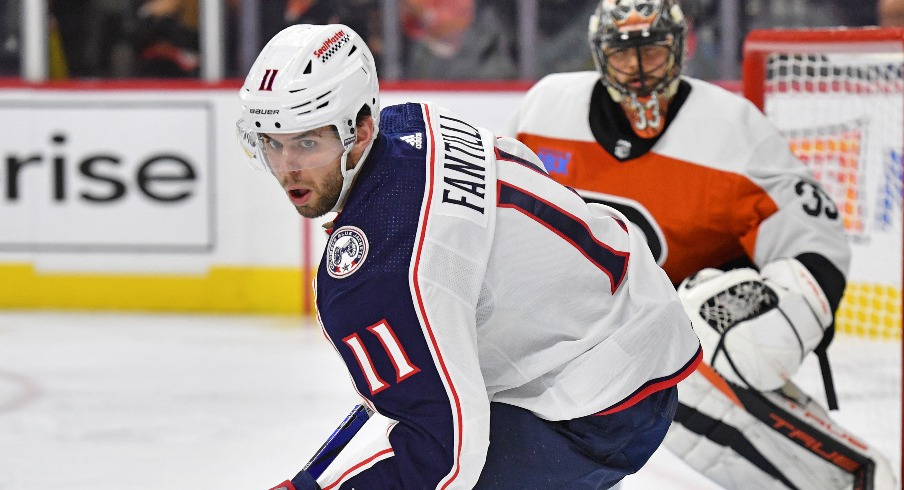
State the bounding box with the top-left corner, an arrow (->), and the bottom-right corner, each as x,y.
0,264 -> 312,314
1,265 -> 900,341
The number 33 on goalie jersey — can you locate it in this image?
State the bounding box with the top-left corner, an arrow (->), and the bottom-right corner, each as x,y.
313,102 -> 702,489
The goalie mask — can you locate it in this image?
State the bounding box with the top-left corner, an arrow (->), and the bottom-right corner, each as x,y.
237,24 -> 380,212
589,0 -> 686,138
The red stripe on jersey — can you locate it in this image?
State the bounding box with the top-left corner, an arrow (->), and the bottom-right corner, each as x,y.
411,104 -> 466,488
321,448 -> 395,490
593,346 -> 703,416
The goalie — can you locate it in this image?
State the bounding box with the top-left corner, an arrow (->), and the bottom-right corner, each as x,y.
500,0 -> 897,488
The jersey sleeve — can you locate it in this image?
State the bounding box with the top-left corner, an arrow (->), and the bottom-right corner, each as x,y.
740,125 -> 852,307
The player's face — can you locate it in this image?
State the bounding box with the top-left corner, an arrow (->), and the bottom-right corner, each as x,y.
604,42 -> 672,91
260,126 -> 346,172
264,127 -> 346,218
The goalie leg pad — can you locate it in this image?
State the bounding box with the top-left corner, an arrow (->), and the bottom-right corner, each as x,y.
666,368 -> 897,489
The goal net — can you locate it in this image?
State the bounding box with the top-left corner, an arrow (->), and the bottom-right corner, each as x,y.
743,27 -> 904,342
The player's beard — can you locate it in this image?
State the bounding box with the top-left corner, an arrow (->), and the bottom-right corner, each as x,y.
285,163 -> 344,219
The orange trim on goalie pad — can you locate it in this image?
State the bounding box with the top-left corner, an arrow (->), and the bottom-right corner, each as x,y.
766,409 -> 862,473
696,362 -> 744,407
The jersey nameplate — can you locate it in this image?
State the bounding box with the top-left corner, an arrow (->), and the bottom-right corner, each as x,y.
436,112 -> 489,227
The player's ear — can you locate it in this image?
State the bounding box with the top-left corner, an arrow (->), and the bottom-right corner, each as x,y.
353,116 -> 374,149
347,115 -> 375,169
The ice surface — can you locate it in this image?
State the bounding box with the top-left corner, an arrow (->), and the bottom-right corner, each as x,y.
0,311 -> 898,489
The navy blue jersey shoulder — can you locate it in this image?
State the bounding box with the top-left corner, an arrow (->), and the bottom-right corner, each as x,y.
380,102 -> 428,136
315,102 -> 457,488
331,102 -> 429,275
317,101 -> 430,315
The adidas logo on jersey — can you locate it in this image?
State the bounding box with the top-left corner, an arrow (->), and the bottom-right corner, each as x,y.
400,133 -> 423,149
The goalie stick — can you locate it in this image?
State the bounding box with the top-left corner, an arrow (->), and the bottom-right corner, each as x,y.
302,404 -> 375,480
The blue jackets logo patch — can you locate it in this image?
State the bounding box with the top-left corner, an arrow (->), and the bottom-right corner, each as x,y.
327,226 -> 369,278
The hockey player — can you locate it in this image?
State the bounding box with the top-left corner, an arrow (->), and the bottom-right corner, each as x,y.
237,23 -> 702,490
500,1 -> 897,489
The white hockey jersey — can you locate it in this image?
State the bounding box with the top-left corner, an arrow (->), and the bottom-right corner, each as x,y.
499,72 -> 851,288
311,102 -> 702,489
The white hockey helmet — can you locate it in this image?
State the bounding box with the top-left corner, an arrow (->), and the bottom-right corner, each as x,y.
588,0 -> 686,98
237,24 -> 380,210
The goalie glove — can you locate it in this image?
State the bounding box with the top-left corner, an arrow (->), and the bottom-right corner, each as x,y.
677,258 -> 833,391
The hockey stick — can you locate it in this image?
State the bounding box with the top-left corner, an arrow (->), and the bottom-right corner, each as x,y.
302,404 -> 375,480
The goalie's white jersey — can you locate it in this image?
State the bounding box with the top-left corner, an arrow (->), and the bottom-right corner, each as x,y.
500,72 -> 851,286
313,102 -> 702,488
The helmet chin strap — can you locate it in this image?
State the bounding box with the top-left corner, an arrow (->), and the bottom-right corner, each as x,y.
329,128 -> 379,213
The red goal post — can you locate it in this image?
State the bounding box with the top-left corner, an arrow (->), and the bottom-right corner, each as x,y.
742,27 -> 904,341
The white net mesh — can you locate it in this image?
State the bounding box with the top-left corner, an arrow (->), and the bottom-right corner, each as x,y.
751,41 -> 903,341
699,280 -> 779,334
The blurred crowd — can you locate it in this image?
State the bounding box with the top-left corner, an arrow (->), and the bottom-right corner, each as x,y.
0,0 -> 896,81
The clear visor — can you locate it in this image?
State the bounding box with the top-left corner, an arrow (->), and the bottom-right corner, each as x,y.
236,120 -> 347,173
603,43 -> 672,72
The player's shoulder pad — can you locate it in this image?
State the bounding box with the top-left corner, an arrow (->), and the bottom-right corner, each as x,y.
494,136 -> 548,173
378,102 -> 427,137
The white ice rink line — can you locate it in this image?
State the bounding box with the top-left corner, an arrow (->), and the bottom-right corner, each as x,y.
0,311 -> 898,489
